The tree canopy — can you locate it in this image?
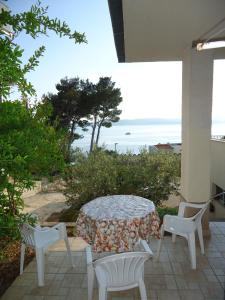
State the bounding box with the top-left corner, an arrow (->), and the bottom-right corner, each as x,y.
43,76 -> 122,155
43,77 -> 94,159
0,0 -> 86,100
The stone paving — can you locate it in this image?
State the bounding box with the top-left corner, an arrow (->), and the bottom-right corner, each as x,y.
2,222 -> 225,300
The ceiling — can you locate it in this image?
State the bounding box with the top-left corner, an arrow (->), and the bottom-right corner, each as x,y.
108,0 -> 225,62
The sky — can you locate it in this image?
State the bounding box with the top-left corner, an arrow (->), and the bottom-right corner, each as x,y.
6,0 -> 225,121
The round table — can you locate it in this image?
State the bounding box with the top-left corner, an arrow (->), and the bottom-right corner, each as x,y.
76,195 -> 160,252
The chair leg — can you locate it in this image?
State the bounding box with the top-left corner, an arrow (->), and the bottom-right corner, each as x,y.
36,247 -> 45,286
197,224 -> 205,254
64,237 -> 73,267
172,234 -> 176,243
139,279 -> 147,300
99,286 -> 107,300
156,226 -> 164,261
87,264 -> 94,300
20,243 -> 26,275
187,233 -> 196,269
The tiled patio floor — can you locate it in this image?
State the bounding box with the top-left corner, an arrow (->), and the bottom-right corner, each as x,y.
2,222 -> 225,300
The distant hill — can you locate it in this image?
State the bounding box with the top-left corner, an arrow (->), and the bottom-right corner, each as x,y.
115,118 -> 181,126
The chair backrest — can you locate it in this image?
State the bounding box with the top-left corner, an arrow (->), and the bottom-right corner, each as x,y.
19,223 -> 36,247
93,252 -> 150,288
192,200 -> 210,224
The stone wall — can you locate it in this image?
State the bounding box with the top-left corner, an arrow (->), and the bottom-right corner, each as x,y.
22,178 -> 65,198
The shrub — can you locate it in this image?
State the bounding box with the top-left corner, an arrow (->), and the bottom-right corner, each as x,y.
0,101 -> 65,239
63,149 -> 180,213
157,206 -> 178,221
0,210 -> 37,241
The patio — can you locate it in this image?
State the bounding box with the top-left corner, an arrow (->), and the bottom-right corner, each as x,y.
2,222 -> 225,300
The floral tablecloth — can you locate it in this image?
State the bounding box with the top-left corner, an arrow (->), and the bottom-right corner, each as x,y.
76,195 -> 160,252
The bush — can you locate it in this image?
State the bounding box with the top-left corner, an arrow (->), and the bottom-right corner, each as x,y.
63,149 -> 180,212
157,206 -> 178,221
0,101 -> 65,240
0,212 -> 37,242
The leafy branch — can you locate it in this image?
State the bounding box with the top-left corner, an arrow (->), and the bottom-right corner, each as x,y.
0,0 -> 86,100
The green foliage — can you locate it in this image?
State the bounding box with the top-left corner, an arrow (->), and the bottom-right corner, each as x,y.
0,207 -> 37,240
43,77 -> 93,148
0,101 -> 65,239
157,206 -> 178,221
63,149 -> 181,213
43,78 -> 92,162
43,76 -> 122,157
0,1 -> 86,99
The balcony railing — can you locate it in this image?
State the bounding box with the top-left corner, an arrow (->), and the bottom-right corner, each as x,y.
211,135 -> 225,140
212,191 -> 225,206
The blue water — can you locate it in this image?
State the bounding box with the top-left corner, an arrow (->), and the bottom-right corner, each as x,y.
73,122 -> 225,154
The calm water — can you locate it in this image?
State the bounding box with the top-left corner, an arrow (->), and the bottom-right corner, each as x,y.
73,122 -> 225,154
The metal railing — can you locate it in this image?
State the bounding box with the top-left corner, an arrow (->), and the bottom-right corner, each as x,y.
211,135 -> 225,140
212,191 -> 225,206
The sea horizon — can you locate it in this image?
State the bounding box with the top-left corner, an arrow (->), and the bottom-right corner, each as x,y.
73,119 -> 225,154
114,117 -> 225,125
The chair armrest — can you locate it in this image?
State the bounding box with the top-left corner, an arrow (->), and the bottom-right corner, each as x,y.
34,227 -> 60,246
139,239 -> 153,256
34,223 -> 67,243
86,245 -> 93,265
164,214 -> 191,224
163,214 -> 195,234
52,223 -> 67,239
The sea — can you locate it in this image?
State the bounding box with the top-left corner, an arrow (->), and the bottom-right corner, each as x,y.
73,121 -> 225,154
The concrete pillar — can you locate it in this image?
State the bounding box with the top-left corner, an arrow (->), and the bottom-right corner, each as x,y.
181,48 -> 214,204
181,49 -> 214,236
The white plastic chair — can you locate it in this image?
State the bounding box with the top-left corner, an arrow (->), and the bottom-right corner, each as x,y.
156,200 -> 210,269
86,239 -> 153,300
19,222 -> 73,286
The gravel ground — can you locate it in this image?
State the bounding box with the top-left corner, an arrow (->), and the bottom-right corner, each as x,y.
22,185 -> 180,222
22,191 -> 68,222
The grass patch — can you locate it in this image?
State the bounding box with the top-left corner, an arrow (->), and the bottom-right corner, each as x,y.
157,206 -> 178,220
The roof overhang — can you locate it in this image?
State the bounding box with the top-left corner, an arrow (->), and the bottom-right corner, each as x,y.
108,0 -> 125,62
108,0 -> 225,62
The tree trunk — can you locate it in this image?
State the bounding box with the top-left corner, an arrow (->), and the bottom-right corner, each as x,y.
90,115 -> 97,153
67,121 -> 76,161
95,119 -> 104,146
